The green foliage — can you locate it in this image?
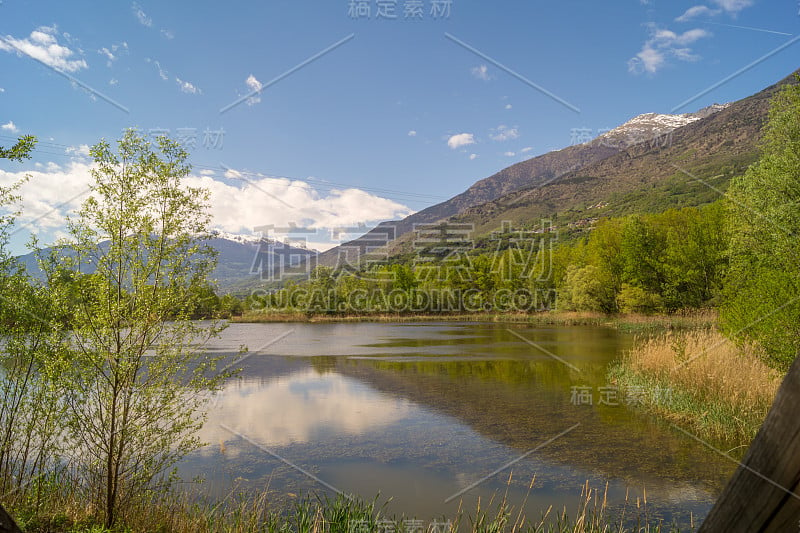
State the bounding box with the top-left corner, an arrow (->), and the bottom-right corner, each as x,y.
616,284 -> 664,314
722,77 -> 800,370
0,180 -> 69,502
553,204 -> 727,314
40,130 -> 232,527
559,265 -> 613,312
218,293 -> 245,317
0,135 -> 36,162
621,216 -> 666,294
251,205 -> 726,317
253,231 -> 559,315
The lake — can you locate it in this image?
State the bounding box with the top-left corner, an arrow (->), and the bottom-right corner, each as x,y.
178,321 -> 734,527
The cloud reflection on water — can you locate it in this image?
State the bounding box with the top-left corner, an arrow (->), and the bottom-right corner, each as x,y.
198,369 -> 412,454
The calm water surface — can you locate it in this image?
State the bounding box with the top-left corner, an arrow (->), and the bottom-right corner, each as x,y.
179,322 -> 734,526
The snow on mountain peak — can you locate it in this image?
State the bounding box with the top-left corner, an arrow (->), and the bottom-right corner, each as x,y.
593,103 -> 731,149
209,230 -> 264,245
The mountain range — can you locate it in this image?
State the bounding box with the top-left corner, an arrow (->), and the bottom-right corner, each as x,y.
230,68 -> 797,290
310,70 -> 796,269
17,69 -> 798,293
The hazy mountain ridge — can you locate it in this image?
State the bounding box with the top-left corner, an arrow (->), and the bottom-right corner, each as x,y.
14,236 -> 315,292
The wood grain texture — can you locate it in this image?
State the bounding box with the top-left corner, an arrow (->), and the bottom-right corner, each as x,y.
699,355 -> 800,532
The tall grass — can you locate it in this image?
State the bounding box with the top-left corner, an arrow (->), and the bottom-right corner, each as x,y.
11,476 -> 691,532
233,309 -> 717,333
609,328 -> 781,448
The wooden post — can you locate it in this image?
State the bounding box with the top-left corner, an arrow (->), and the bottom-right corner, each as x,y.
699,355 -> 800,532
0,503 -> 21,533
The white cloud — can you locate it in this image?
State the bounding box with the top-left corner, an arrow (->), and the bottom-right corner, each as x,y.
98,47 -> 115,66
244,74 -> 262,105
520,146 -> 533,153
65,144 -> 91,158
0,88 -> 4,93
490,125 -> 519,142
471,64 -> 492,81
109,78 -> 118,86
628,25 -> 710,74
654,28 -> 709,46
147,60 -> 201,95
145,58 -> 169,80
712,0 -> 753,14
0,161 -> 93,235
505,104 -> 512,110
0,26 -> 88,73
176,77 -> 201,94
503,151 -> 516,157
161,29 -> 175,40
447,133 -> 475,150
629,46 -> 665,74
0,162 -> 415,251
132,2 -> 153,27
97,42 -> 127,67
469,153 -> 477,160
188,173 -> 414,242
407,130 -> 417,137
1,121 -> 18,133
675,5 -> 720,22
672,48 -> 700,62
676,0 -> 752,22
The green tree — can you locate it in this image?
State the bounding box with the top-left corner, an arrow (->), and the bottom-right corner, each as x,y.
620,216 -> 666,295
218,293 -> 244,317
307,266 -> 337,314
559,264 -> 614,312
44,130 -> 229,527
188,282 -> 221,319
0,135 -> 36,162
660,204 -> 727,310
616,283 -> 664,314
390,263 -> 417,292
586,217 -> 625,295
0,135 -> 67,505
722,78 -> 800,369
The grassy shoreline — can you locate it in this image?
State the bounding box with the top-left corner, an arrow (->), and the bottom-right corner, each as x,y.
231,309 -> 718,333
12,480 -> 689,533
608,328 -> 781,450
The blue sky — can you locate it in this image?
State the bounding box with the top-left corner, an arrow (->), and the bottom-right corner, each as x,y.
0,0 -> 798,253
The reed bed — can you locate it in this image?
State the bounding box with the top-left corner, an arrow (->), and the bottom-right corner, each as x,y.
609,328 -> 781,448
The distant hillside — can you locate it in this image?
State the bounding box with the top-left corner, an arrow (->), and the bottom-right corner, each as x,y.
317,87 -> 754,268
374,69 -> 798,260
314,141 -> 619,268
444,70 -> 797,238
211,69 -> 798,288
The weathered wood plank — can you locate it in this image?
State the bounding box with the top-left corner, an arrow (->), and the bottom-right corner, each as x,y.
699,355 -> 800,532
